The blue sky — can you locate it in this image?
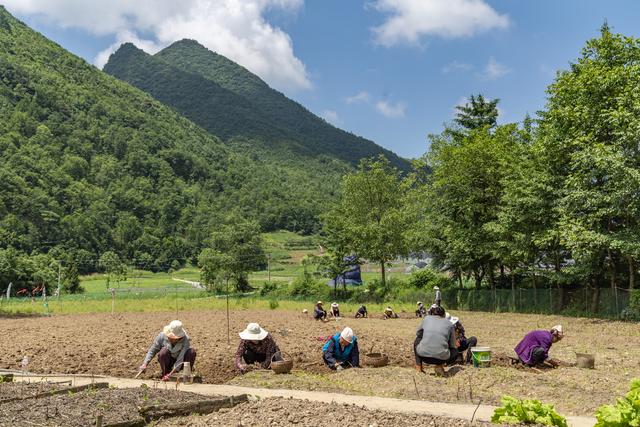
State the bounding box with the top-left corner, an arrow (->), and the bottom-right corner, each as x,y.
6,1 -> 640,159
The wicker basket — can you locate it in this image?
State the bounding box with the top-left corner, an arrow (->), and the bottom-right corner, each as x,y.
270,352 -> 293,374
365,352 -> 389,368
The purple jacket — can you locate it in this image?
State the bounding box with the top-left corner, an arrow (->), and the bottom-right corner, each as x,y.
514,330 -> 553,365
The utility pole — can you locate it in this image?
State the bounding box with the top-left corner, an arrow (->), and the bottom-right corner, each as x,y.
56,261 -> 61,300
267,253 -> 271,283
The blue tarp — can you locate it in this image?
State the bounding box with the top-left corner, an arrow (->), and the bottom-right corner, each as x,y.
328,255 -> 362,287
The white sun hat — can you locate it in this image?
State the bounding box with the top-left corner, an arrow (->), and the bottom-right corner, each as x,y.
551,324 -> 564,338
445,312 -> 459,325
163,320 -> 186,339
331,302 -> 339,308
340,327 -> 354,344
239,323 -> 269,341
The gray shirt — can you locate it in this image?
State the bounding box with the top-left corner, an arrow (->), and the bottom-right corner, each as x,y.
143,332 -> 191,371
415,316 -> 456,360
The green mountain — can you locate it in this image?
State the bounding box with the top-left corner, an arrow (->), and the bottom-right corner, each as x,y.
103,39 -> 410,171
0,6 -> 346,271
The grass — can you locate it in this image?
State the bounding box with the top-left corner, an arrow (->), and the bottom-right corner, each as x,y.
80,267 -> 201,293
0,294 -> 422,316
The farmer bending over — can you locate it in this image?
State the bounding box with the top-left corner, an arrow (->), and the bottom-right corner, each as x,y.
383,306 -> 399,319
415,301 -> 427,317
139,320 -> 196,381
314,301 -> 328,321
235,323 -> 282,373
355,305 -> 368,318
414,305 -> 458,376
446,312 -> 477,364
322,327 -> 360,370
330,302 -> 340,317
514,325 -> 564,367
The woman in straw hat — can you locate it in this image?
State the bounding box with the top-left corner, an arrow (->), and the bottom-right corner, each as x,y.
139,320 -> 196,381
235,323 -> 282,373
322,327 -> 360,370
514,325 -> 564,367
446,312 -> 477,364
314,301 -> 327,321
330,302 -> 340,318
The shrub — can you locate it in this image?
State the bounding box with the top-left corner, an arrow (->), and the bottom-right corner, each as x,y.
268,298 -> 279,310
622,290 -> 640,321
260,281 -> 277,296
407,268 -> 453,289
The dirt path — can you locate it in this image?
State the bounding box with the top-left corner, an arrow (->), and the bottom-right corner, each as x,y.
7,372 -> 596,427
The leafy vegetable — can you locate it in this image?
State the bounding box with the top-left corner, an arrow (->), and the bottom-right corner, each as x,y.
595,379 -> 640,427
491,395 -> 568,427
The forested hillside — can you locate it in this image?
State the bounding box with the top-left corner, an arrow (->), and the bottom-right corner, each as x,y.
0,7 -> 344,280
104,39 -> 409,171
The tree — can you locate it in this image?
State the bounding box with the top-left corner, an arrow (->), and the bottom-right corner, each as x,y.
416,125 -> 518,289
198,215 -> 266,292
454,94 -> 500,132
538,23 -> 640,291
323,156 -> 408,288
99,251 -> 127,289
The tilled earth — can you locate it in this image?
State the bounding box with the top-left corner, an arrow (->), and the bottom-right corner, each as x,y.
0,383 -> 211,426
157,397 -> 495,427
1,309 -> 638,416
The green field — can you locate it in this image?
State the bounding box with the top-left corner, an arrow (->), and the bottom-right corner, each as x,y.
80,267 -> 201,293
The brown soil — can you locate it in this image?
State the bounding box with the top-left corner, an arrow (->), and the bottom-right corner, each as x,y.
1,309 -> 638,416
0,381 -> 63,401
157,397 -> 494,427
0,383 -> 210,426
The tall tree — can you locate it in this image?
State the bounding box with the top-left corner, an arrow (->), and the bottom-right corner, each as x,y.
454,94 -> 500,132
323,156 -> 408,288
198,215 -> 267,292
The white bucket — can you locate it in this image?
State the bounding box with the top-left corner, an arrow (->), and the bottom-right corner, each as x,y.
470,346 -> 492,368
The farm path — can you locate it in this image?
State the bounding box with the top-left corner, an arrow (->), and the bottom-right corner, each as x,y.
9,372 -> 596,427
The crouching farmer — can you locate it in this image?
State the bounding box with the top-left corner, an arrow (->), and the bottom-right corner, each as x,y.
139,320 -> 196,381
322,327 -> 360,370
514,325 -> 564,367
235,323 -> 282,373
414,305 -> 458,376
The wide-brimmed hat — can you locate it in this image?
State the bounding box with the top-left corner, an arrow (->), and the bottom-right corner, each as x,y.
239,323 -> 269,341
340,327 -> 354,343
445,312 -> 459,325
316,300 -> 323,305
163,320 -> 186,339
417,301 -> 423,306
331,302 -> 339,308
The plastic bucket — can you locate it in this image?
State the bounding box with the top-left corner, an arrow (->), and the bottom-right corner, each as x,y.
470,347 -> 492,368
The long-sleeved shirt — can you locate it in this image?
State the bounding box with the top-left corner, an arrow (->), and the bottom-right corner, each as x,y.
314,306 -> 327,319
322,333 -> 360,367
514,330 -> 553,365
143,332 -> 191,372
235,334 -> 280,369
415,315 -> 456,361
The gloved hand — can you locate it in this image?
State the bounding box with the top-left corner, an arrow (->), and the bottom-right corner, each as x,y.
336,364 -> 344,371
161,374 -> 171,381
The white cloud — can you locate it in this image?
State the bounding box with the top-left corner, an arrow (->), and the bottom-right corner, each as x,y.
371,0 -> 509,47
481,56 -> 510,80
4,0 -> 311,92
321,110 -> 340,125
442,60 -> 473,74
345,91 -> 371,104
375,100 -> 406,118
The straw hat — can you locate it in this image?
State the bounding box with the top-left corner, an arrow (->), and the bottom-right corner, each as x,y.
317,300 -> 323,305
331,302 -> 339,308
340,327 -> 354,343
163,320 -> 186,339
239,323 -> 269,341
417,301 -> 423,306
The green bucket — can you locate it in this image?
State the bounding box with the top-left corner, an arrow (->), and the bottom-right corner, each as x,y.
470,346 -> 492,368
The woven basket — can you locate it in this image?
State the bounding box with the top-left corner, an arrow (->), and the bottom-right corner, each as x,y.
365,352 -> 389,368
271,352 -> 293,374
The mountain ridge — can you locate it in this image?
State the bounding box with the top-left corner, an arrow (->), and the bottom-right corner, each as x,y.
105,39 -> 410,170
